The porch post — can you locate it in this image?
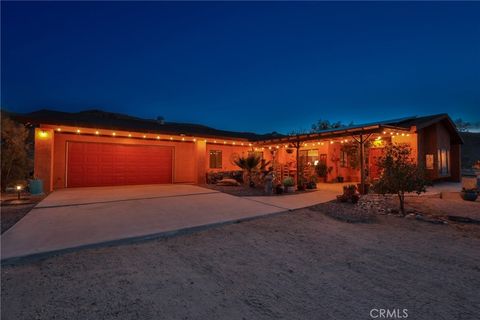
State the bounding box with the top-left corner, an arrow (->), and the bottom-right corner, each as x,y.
295,140 -> 300,186
359,134 -> 365,194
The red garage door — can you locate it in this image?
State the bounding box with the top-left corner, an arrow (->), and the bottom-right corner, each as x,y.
67,142 -> 173,187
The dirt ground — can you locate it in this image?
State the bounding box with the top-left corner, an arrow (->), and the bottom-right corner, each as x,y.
1,194 -> 45,234
2,204 -> 479,320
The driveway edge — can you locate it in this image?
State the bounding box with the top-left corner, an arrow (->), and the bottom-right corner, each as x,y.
1,209 -> 290,266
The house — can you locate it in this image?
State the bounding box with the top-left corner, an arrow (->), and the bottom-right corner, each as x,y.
17,110 -> 463,192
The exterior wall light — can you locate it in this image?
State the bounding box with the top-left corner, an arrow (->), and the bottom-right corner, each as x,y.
112,132 -> 116,136
56,128 -> 62,132
95,131 -> 100,135
39,130 -> 48,138
76,129 -> 81,134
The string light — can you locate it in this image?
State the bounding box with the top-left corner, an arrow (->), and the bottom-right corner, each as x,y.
170,137 -> 173,140
193,138 -> 197,142
95,131 -> 100,135
76,129 -> 81,134
112,132 -> 116,136
56,128 -> 61,132
157,136 -> 160,139
182,137 -> 185,141
143,135 -> 147,138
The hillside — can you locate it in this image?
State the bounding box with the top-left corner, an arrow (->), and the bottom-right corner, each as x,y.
460,132 -> 480,169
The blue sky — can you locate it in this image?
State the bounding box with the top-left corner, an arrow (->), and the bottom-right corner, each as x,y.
2,1 -> 479,134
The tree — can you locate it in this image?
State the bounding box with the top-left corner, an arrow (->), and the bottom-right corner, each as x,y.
373,144 -> 428,215
311,119 -> 352,133
454,118 -> 471,132
1,115 -> 32,190
233,155 -> 262,187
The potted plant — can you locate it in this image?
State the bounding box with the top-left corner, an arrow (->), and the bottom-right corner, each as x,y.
283,177 -> 295,193
460,188 -> 478,201
315,163 -> 328,182
306,175 -> 318,189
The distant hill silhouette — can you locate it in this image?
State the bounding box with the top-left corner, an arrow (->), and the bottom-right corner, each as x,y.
460,132 -> 480,169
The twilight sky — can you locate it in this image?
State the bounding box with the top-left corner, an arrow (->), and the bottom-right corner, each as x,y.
2,1 -> 479,134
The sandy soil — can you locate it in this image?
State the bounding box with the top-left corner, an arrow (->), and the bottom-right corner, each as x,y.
2,207 -> 479,320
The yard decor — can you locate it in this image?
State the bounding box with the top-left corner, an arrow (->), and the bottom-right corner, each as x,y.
460,188 -> 478,201
337,184 -> 360,204
373,144 -> 428,215
283,177 -> 295,193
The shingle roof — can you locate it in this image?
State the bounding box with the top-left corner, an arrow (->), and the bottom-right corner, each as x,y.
15,109 -> 285,141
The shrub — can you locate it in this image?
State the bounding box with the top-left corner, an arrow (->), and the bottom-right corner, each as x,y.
283,177 -> 295,187
373,144 -> 428,215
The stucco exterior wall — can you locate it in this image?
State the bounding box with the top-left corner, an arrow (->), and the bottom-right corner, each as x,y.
205,144 -> 251,172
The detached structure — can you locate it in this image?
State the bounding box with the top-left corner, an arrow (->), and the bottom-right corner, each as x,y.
18,110 -> 462,192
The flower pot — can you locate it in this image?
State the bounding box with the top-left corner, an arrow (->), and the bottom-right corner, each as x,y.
285,186 -> 295,193
461,190 -> 478,201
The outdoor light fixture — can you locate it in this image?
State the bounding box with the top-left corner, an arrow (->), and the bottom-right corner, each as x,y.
214,140 -> 217,143
143,135 -> 147,138
193,138 -> 197,142
16,185 -> 22,200
57,128 -> 62,132
223,141 -> 226,144
170,137 -> 173,140
112,132 -> 116,136
157,136 -> 160,139
128,134 -> 132,137
95,131 -> 100,135
233,142 -> 236,145
249,143 -> 252,147
39,130 -> 48,138
182,137 -> 185,141
76,129 -> 81,133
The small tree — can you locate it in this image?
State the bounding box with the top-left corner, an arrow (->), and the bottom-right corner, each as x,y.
1,115 -> 32,190
373,144 -> 428,215
233,155 -> 262,187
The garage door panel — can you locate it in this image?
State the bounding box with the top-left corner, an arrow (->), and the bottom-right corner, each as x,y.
67,142 -> 173,187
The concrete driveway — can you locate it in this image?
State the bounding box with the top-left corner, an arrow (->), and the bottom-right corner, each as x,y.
1,184 -> 337,262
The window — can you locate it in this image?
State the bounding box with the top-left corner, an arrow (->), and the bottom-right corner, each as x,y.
437,148 -> 450,176
340,151 -> 347,167
209,150 -> 222,169
299,149 -> 319,166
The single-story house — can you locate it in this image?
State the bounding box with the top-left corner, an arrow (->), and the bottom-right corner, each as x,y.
17,110 -> 463,192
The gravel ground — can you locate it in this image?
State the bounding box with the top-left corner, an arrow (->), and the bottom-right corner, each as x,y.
201,184 -> 316,197
1,204 -> 36,234
2,206 -> 479,320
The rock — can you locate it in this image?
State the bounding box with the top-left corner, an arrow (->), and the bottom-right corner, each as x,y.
405,213 -> 415,219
